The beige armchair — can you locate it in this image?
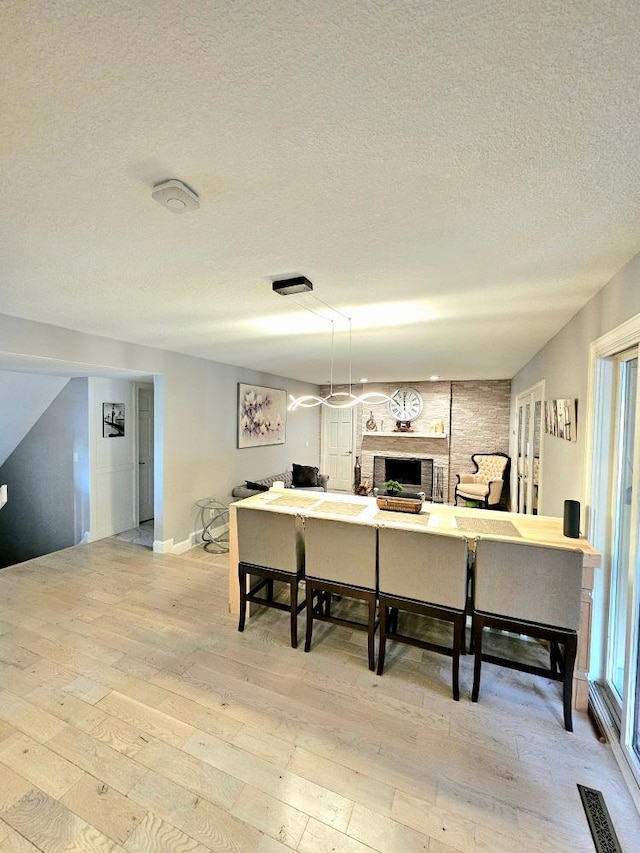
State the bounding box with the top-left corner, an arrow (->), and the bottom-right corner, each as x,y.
454,452 -> 510,509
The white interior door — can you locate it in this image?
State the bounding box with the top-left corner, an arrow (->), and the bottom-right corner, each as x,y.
137,384 -> 154,523
515,382 -> 544,514
321,406 -> 354,492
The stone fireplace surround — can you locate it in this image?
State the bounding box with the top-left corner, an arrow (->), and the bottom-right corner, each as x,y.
321,379 -> 511,503
360,436 -> 448,502
373,454 -> 435,498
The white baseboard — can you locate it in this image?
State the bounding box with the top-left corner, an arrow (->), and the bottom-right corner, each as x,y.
153,538 -> 174,553
172,536 -> 197,554
155,524 -> 229,555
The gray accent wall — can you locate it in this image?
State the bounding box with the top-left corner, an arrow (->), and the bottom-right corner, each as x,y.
0,378 -> 88,569
0,372 -> 70,466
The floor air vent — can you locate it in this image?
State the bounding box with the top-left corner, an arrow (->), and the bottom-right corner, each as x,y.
577,784 -> 623,853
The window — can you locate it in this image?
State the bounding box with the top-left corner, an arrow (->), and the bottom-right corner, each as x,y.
588,324 -> 640,788
607,354 -> 637,706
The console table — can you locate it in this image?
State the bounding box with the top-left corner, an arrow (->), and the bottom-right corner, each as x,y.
228,491 -> 600,710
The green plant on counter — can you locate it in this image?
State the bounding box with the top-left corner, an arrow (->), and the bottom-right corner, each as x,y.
383,480 -> 403,495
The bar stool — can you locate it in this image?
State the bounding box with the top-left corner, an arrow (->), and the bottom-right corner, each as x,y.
377,526 -> 469,700
471,537 -> 584,730
303,515 -> 378,671
237,506 -> 305,648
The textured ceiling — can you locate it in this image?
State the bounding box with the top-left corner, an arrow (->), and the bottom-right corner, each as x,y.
1,1 -> 639,383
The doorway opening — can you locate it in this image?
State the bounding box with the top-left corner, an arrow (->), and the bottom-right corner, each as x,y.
115,381 -> 155,549
514,381 -> 544,514
137,383 -> 154,524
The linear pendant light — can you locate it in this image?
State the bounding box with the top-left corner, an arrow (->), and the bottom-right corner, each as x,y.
272,278 -> 393,411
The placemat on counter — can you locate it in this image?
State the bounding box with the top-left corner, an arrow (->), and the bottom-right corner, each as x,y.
375,511 -> 430,526
268,494 -> 321,509
313,501 -> 368,517
454,517 -> 521,537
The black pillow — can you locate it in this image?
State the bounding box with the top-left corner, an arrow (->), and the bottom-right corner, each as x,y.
245,480 -> 269,492
292,464 -> 319,488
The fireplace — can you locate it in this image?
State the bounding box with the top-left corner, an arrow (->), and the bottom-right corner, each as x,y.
374,455 -> 434,498
385,457 -> 421,487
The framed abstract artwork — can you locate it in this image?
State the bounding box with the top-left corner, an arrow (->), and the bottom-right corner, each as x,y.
237,383 -> 286,448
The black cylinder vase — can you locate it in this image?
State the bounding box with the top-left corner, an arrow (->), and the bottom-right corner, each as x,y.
563,499 -> 580,538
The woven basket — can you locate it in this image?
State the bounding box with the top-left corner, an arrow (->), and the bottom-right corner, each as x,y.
376,495 -> 423,514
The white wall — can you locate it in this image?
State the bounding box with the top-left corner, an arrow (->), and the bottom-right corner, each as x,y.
511,249 -> 640,516
0,313 -> 321,552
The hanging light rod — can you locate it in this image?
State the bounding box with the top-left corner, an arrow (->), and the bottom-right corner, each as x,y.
271,277 -> 393,411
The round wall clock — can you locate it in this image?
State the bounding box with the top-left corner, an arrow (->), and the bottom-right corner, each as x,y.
388,386 -> 424,421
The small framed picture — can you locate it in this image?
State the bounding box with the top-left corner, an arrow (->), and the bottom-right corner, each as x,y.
544,398 -> 577,441
103,403 -> 125,437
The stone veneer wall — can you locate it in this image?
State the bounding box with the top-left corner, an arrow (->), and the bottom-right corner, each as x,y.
449,380 -> 511,504
358,381 -> 451,498
320,380 -> 511,502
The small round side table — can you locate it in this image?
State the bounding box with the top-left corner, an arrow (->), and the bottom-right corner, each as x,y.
196,497 -> 229,554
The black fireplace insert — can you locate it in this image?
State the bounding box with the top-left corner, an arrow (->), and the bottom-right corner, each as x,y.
373,455 -> 434,498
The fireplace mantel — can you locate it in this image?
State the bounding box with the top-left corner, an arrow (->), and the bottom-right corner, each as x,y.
363,431 -> 447,439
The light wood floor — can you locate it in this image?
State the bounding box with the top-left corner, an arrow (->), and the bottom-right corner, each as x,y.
0,540 -> 639,852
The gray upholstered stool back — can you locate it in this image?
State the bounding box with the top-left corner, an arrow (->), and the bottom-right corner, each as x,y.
378,526 -> 468,608
474,538 -> 583,629
304,515 -> 377,588
237,507 -> 304,574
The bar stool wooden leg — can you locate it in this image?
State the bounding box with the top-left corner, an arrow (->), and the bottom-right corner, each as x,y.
238,564 -> 247,633
471,616 -> 484,702
563,635 -> 577,732
377,604 -> 387,676
367,595 -> 376,672
452,613 -> 463,701
304,581 -> 315,653
290,576 -> 299,649
389,606 -> 399,634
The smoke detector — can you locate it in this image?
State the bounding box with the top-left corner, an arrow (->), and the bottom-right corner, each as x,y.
151,179 -> 200,213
